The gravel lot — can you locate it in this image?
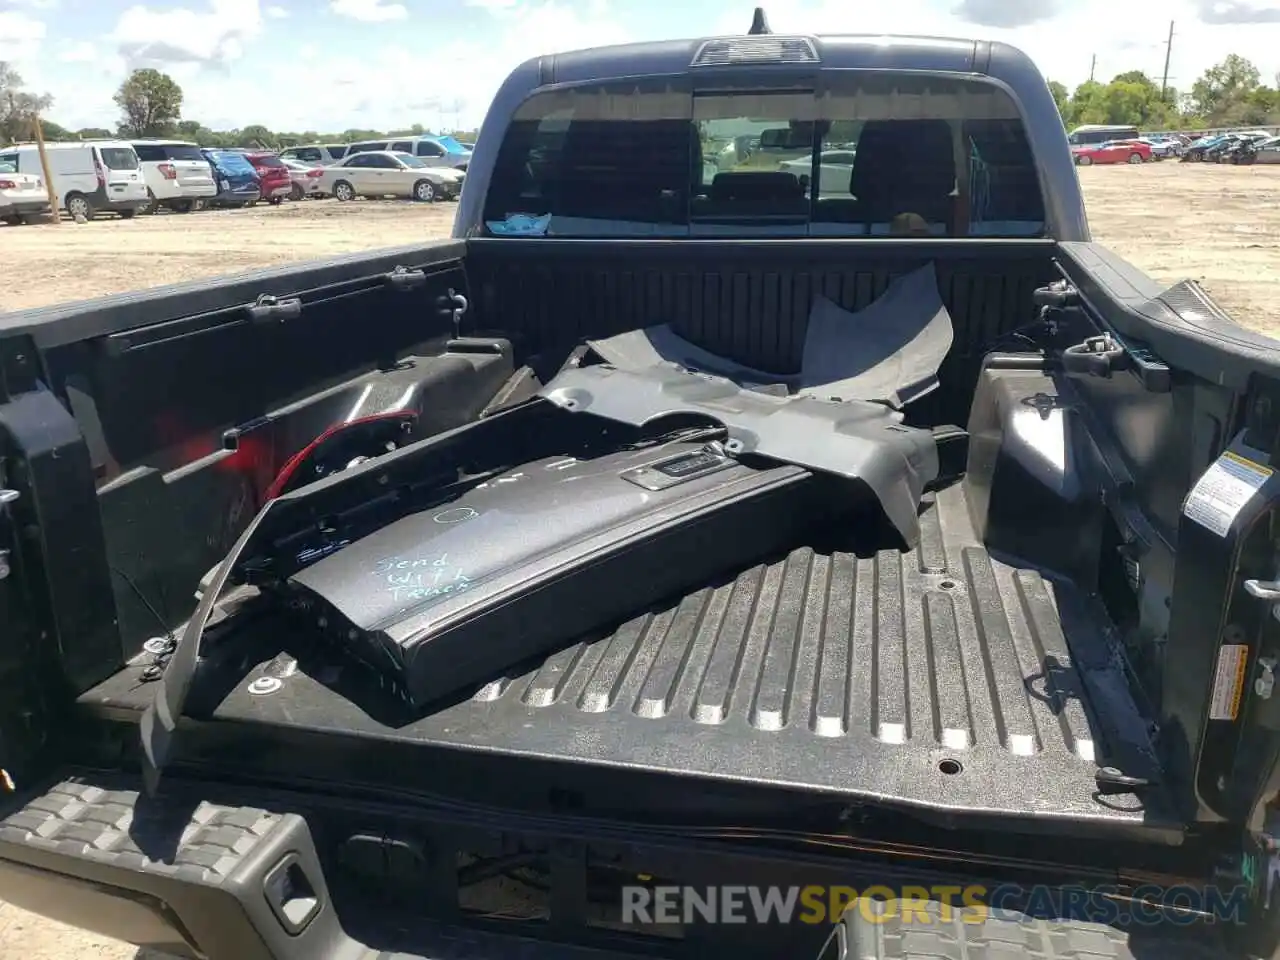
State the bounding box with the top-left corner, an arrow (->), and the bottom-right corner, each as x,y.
3,163 -> 1280,335
1,161 -> 1280,959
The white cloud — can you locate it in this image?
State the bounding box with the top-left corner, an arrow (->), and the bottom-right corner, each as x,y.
329,0 -> 408,22
0,10 -> 45,62
110,0 -> 264,67
57,39 -> 96,62
466,0 -> 523,9
265,4 -> 287,16
0,0 -> 58,9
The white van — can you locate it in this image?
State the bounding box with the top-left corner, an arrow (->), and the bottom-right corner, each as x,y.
129,140 -> 217,212
0,140 -> 148,219
1067,124 -> 1140,147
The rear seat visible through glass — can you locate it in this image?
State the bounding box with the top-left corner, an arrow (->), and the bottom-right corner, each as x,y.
482,73 -> 1048,239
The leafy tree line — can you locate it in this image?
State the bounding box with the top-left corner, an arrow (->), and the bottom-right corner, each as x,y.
1049,54 -> 1278,130
3,55 -> 1276,151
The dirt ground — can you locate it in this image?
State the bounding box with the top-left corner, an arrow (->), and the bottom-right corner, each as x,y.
1,161 -> 1280,959
3,163 -> 1280,336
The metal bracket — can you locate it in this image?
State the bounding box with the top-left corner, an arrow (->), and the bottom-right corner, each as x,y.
1257,658 -> 1277,700
436,287 -> 470,339
246,294 -> 303,324
0,489 -> 17,581
384,265 -> 426,291
1246,579 -> 1280,601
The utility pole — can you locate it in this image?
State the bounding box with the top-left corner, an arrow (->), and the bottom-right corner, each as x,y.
31,112 -> 59,226
1089,54 -> 1096,83
1160,20 -> 1175,102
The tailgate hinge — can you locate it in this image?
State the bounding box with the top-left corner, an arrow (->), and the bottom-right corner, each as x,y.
246,293 -> 303,324
384,265 -> 427,291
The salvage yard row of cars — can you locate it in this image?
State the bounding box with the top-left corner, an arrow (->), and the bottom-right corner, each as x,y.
1063,123 -> 1280,165
0,133 -> 472,223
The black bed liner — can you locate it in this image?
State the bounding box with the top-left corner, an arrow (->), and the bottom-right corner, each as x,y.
81,481 -> 1175,838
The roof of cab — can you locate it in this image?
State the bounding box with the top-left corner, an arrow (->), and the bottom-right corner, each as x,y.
516,33 -> 1034,87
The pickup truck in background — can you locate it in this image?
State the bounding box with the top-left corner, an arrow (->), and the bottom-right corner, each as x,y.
2,12 -> 1280,960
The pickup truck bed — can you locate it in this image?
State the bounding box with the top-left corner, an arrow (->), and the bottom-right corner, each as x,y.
78,477 -> 1172,839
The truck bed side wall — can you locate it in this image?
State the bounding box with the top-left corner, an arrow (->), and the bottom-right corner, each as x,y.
0,242 -> 488,786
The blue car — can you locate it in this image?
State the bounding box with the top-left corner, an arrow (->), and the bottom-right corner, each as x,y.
202,148 -> 261,208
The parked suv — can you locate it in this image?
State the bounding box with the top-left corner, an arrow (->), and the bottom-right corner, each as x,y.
278,143 -> 350,165
0,140 -> 148,219
201,148 -> 261,208
238,151 -> 292,204
345,135 -> 469,171
130,140 -> 217,213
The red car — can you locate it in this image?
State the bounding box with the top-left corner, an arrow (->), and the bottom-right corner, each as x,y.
1072,139 -> 1151,166
240,151 -> 293,204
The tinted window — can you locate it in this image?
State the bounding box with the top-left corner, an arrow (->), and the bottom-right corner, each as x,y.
162,144 -> 205,161
0,161 -> 15,173
0,154 -> 17,169
133,144 -> 166,162
390,141 -> 413,153
98,147 -> 140,170
323,145 -> 349,159
1068,127 -> 1138,146
366,154 -> 398,169
483,75 -> 1045,238
417,141 -> 445,157
290,147 -> 323,162
397,155 -> 428,168
345,155 -> 373,168
348,142 -> 387,155
253,155 -> 286,168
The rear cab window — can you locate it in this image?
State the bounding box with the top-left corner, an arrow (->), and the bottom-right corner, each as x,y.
252,155 -> 287,168
96,146 -> 140,170
482,73 -> 1046,238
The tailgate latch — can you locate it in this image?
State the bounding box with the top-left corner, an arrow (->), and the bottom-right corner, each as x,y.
384,265 -> 426,291
246,293 -> 303,324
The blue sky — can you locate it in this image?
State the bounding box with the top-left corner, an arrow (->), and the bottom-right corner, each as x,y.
1,0 -> 1279,133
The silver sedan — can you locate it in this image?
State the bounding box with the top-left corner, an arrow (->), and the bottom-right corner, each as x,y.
318,151 -> 465,202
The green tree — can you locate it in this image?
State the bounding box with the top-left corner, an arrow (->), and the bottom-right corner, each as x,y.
1190,54 -> 1261,122
237,124 -> 275,148
114,68 -> 183,138
76,126 -> 113,139
1047,80 -> 1070,121
0,62 -> 53,144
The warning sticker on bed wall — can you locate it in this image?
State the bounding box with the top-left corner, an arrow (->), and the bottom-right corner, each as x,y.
1183,450 -> 1274,537
1209,643 -> 1250,721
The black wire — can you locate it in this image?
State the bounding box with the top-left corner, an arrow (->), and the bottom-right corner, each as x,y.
109,564 -> 177,681
109,564 -> 175,638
